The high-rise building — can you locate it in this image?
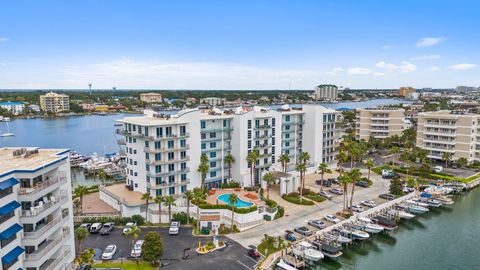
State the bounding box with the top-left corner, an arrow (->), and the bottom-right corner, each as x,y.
355,108 -> 409,140
314,85 -> 338,101
0,147 -> 75,270
140,93 -> 163,103
399,87 -> 416,97
39,92 -> 70,113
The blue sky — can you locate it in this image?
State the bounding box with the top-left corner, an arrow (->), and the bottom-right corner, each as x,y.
0,0 -> 479,89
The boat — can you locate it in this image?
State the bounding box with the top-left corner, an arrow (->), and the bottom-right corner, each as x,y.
339,227 -> 370,240
435,195 -> 454,205
372,216 -> 398,231
0,116 -> 11,122
388,209 -> 415,220
356,217 -> 384,233
405,203 -> 429,214
276,259 -> 299,270
325,231 -> 352,244
311,240 -> 343,260
418,198 -> 443,208
0,122 -> 15,137
292,241 -> 324,262
407,199 -> 430,208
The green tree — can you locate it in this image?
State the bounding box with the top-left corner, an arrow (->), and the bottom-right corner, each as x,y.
348,168 -> 362,209
125,225 -> 141,265
337,151 -> 349,176
339,173 -> 351,210
263,172 -> 275,199
457,157 -> 468,168
278,153 -> 290,173
318,163 -> 331,192
74,248 -> 95,266
224,153 -> 235,180
141,193 -> 152,222
389,177 -> 403,195
184,190 -> 194,224
153,196 -> 165,224
246,149 -> 260,187
390,146 -> 400,165
197,154 -> 210,191
299,151 -> 311,191
406,177 -> 418,190
192,187 -> 206,231
228,193 -> 239,230
73,185 -> 88,214
442,152 -> 452,168
364,158 -> 375,183
162,195 -> 177,223
142,231 -> 163,266
74,227 -> 89,255
295,162 -> 307,198
97,168 -> 107,183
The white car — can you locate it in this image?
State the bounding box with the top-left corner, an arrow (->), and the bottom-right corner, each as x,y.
130,240 -> 144,258
169,221 -> 180,235
361,200 -> 377,208
433,166 -> 443,173
352,205 -> 365,212
101,244 -> 117,260
308,219 -> 326,229
319,190 -> 332,200
123,222 -> 137,235
324,214 -> 341,223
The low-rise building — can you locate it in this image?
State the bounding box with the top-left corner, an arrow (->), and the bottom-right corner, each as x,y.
140,93 -> 163,103
0,101 -> 25,115
356,108 -> 407,140
39,92 -> 70,113
200,97 -> 225,106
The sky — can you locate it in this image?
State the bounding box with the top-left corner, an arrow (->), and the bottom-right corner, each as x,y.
0,0 -> 479,90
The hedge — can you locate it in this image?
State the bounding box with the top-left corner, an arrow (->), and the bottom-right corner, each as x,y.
78,214 -> 145,226
282,195 -> 314,205
198,203 -> 258,214
304,193 -> 326,203
265,198 -> 278,208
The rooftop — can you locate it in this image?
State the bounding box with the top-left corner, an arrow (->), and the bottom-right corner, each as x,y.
0,147 -> 68,176
101,183 -> 145,206
0,101 -> 24,105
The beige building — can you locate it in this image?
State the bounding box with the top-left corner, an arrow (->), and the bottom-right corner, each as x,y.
200,97 -> 225,106
140,92 -> 163,103
399,87 -> 416,97
39,92 -> 70,113
356,108 -> 407,140
416,111 -> 480,162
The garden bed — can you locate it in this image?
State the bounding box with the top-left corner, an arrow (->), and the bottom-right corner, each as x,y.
282,194 -> 314,205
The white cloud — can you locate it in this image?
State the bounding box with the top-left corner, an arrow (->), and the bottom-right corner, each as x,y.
376,61 -> 417,73
450,63 -> 478,71
0,38 -> 8,43
429,66 -> 441,71
381,45 -> 392,50
332,67 -> 344,72
415,37 -> 445,47
347,67 -> 373,75
411,55 -> 441,61
372,72 -> 385,77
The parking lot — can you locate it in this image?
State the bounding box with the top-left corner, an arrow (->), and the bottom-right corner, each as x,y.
82,227 -> 260,270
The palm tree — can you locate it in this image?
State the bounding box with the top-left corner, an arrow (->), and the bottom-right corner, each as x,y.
348,168 -> 362,209
184,190 -> 194,224
162,196 -> 176,223
263,172 -> 275,199
228,193 -> 239,230
442,152 -> 452,168
318,163 -> 331,192
278,153 -> 290,173
339,174 -> 351,210
224,153 -> 235,180
124,225 -> 141,265
246,149 -> 260,187
141,192 -> 152,222
337,151 -> 348,176
153,196 -> 165,224
390,146 -> 400,165
197,154 -> 210,191
364,158 -> 375,183
97,168 -> 107,183
74,227 -> 89,255
299,151 -> 311,191
295,162 -> 307,197
192,187 -> 206,231
73,185 -> 88,214
417,148 -> 429,165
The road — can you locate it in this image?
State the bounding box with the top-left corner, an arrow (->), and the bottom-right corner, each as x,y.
228,169 -> 390,248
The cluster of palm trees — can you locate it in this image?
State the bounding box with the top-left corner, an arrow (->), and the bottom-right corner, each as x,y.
246,149 -> 260,187
295,151 -> 311,197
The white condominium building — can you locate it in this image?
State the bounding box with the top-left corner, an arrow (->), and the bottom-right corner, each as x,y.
0,147 -> 75,270
116,104 -> 338,196
355,108 -> 408,141
39,92 -> 70,113
416,111 -> 480,162
314,84 -> 338,101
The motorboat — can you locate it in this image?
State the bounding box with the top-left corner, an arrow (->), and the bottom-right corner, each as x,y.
292,241 -> 324,262
435,195 -> 454,205
356,217 -> 384,233
311,240 -> 343,260
276,259 -> 299,270
406,203 -> 429,214
419,198 -> 443,208
388,209 -> 415,220
372,216 -> 398,231
406,199 -> 430,208
325,231 -> 352,244
339,227 -> 370,240
0,122 -> 14,137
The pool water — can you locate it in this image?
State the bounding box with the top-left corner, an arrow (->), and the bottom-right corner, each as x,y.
217,194 -> 254,208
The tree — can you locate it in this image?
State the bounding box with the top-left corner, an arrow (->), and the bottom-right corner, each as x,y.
97,168 -> 107,183
295,162 -> 307,198
406,177 -> 418,190
417,148 -> 429,165
337,151 -> 349,176
457,157 -> 468,168
364,158 -> 375,183
278,153 -> 290,173
228,193 -> 239,230
125,225 -> 141,265
184,190 -> 194,224
263,172 -> 275,199
348,168 -> 362,209
299,151 -> 311,191
141,193 -> 152,222
142,231 -> 163,266
73,185 -> 88,214
153,196 -> 165,224
442,152 -> 452,168
74,227 -> 89,255
318,163 -> 331,192
246,149 -> 260,187
338,174 -> 351,210
197,154 -> 210,191
192,187 -> 206,231
224,153 -> 235,180
74,248 -> 95,266
389,177 -> 403,195
162,196 -> 177,223
390,146 -> 400,165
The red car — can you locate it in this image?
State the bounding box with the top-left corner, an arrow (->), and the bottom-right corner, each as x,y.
247,246 -> 261,258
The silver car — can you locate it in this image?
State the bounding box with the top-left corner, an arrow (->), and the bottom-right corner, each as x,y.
308,219 -> 326,229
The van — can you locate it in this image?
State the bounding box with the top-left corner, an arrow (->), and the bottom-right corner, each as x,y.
89,223 -> 103,233
433,166 -> 443,173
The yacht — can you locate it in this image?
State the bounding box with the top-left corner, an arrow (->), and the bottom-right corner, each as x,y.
405,203 -> 429,214
325,231 -> 352,244
292,241 -> 324,262
406,199 -> 430,208
435,196 -> 454,205
311,240 -> 343,260
372,216 -> 398,231
276,259 -> 299,270
356,217 -> 384,233
339,227 -> 370,240
388,209 -> 415,220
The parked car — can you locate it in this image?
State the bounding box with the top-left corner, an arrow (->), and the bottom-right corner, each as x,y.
433,166 -> 443,173
169,221 -> 180,235
101,244 -> 117,260
351,205 -> 365,212
247,245 -> 261,258
355,181 -> 369,188
450,163 -> 459,169
324,214 -> 341,223
294,226 -> 312,236
89,223 -> 103,234
130,240 -> 144,258
100,222 -> 115,235
76,264 -> 91,270
316,179 -> 332,187
285,230 -> 297,241
308,219 -> 326,229
382,169 -> 396,179
379,194 -> 396,201
328,178 -> 339,185
319,190 -> 332,200
329,188 -> 343,195
361,200 -> 377,208
123,222 -> 137,235
79,223 -> 91,230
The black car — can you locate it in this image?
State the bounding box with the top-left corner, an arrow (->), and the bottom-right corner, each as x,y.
315,179 -> 332,187
379,194 -> 396,200
76,264 -> 91,270
99,222 -> 115,235
355,181 -> 369,188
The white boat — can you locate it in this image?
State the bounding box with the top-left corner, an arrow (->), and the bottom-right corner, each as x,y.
388,209 -> 415,219
325,232 -> 352,244
276,259 -> 299,270
435,196 -> 454,205
357,217 -> 384,233
406,204 -> 429,214
340,227 -> 369,240
292,241 -> 324,261
311,240 -> 343,260
0,122 -> 14,137
407,199 -> 430,208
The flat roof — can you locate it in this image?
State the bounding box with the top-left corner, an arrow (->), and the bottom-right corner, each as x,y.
0,147 -> 68,176
102,183 -> 145,206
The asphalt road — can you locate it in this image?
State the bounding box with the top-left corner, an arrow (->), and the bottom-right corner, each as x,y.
82,227 -> 260,270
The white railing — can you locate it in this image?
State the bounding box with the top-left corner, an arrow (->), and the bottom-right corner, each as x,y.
25,238 -> 62,261
23,214 -> 66,239
18,175 -> 67,196
21,193 -> 68,218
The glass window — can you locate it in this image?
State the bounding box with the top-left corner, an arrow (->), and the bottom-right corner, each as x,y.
210,161 -> 216,168
169,187 -> 175,195
201,121 -> 206,129
210,152 -> 217,158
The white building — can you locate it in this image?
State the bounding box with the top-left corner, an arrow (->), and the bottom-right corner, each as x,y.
200,97 -> 225,107
0,147 -> 75,270
39,92 -> 70,113
0,102 -> 25,115
314,84 -> 339,101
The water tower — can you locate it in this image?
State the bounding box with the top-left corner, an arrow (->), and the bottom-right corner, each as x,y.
88,83 -> 92,95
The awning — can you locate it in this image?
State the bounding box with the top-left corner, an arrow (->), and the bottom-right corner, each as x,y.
0,224 -> 23,240
0,178 -> 19,191
1,246 -> 24,264
0,201 -> 21,215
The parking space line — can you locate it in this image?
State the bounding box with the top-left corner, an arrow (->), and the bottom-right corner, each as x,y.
236,259 -> 253,270
243,255 -> 258,264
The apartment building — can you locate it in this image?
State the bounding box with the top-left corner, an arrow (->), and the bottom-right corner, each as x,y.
0,102 -> 25,115
416,111 -> 480,162
114,104 -> 338,196
200,97 -> 225,107
314,84 -> 338,101
39,92 -> 70,113
356,108 -> 407,140
0,147 -> 75,270
399,87 -> 416,97
140,93 -> 163,103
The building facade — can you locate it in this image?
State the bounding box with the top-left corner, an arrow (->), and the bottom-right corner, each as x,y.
314,84 -> 338,101
115,105 -> 338,196
356,108 -> 408,140
200,97 -> 225,107
0,147 -> 75,270
416,111 -> 480,162
140,93 -> 163,103
399,87 -> 416,97
0,102 -> 25,115
39,92 -> 70,113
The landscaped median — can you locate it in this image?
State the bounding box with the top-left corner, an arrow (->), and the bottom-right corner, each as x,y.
282,192 -> 314,205
93,261 -> 154,270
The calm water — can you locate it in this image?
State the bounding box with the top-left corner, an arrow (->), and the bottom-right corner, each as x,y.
312,188 -> 480,270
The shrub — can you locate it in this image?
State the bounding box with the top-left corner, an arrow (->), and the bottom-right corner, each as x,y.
198,203 -> 258,214
131,214 -> 145,226
172,212 -> 195,225
220,181 -> 240,188
274,206 -> 284,220
205,241 -> 216,250
282,195 -> 314,205
287,192 -> 299,197
265,199 -> 278,208
304,193 -> 326,203
218,224 -> 240,234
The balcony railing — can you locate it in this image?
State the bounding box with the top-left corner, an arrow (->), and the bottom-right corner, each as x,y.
144,145 -> 190,153
24,237 -> 63,262
20,193 -> 68,218
148,179 -> 190,188
23,214 -> 67,240
18,176 -> 67,196
147,168 -> 190,178
146,156 -> 190,165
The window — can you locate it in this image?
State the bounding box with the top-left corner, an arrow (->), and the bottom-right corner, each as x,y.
248,140 -> 252,148
181,174 -> 187,181
248,130 -> 252,139
285,141 -> 290,147
146,165 -> 150,171
180,151 -> 187,158
155,166 -> 161,173
133,150 -> 137,154
133,138 -> 136,143
285,133 -> 290,139
247,120 -> 252,129
181,163 -> 187,170
180,139 -> 186,147
201,133 -> 206,139
201,121 -> 206,129
156,127 -> 163,137
210,132 -> 216,138
201,143 -> 206,149
223,120 -> 227,127
285,115 -> 290,121
168,152 -> 174,160
210,142 -> 216,148
168,164 -> 175,172
168,140 -> 174,149
155,141 -> 161,149
210,152 -> 217,158
210,171 -> 217,177
181,185 -> 187,193
155,153 -> 161,161
255,119 -> 260,127
165,127 -> 172,136
169,187 -> 175,195
180,125 -> 186,135
156,177 -> 162,185
145,141 -> 149,147
156,189 -> 162,196
272,118 -> 276,126
210,161 -> 217,168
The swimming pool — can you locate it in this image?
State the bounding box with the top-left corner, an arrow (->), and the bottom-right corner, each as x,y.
217,194 -> 254,208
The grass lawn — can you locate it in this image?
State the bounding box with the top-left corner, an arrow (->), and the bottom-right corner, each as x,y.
257,241 -> 283,256
93,261 -> 155,270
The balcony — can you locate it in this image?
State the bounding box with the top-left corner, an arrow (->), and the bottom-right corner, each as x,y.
147,179 -> 190,189
23,213 -> 68,240
147,168 -> 190,178
144,144 -> 190,153
200,127 -> 233,133
254,124 -> 271,130
146,156 -> 190,165
24,237 -> 63,262
116,129 -> 145,139
18,175 -> 67,197
20,193 -> 68,219
146,133 -> 190,141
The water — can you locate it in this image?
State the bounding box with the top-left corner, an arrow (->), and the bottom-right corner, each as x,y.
217,193 -> 254,208
312,189 -> 480,270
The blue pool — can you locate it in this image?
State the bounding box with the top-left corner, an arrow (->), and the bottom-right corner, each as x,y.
217,194 -> 254,208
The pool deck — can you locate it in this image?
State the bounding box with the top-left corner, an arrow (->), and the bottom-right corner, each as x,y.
206,188 -> 265,207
